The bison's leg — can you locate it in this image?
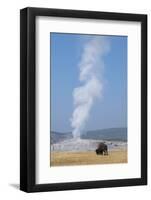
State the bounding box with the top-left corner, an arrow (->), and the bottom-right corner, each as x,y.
96,149 -> 101,155
100,150 -> 103,155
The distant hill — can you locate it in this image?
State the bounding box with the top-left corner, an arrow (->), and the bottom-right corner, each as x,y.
50,131 -> 72,144
51,127 -> 127,144
81,128 -> 127,141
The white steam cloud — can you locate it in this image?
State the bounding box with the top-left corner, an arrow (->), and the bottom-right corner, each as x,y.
71,36 -> 110,139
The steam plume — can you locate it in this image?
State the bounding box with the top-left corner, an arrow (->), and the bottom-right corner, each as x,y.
71,36 -> 110,138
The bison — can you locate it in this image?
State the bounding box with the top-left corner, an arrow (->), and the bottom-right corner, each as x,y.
96,142 -> 108,155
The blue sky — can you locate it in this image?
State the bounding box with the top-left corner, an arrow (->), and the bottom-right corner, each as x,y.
50,33 -> 127,133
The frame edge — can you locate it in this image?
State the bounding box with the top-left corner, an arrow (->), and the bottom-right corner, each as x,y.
20,8 -> 28,192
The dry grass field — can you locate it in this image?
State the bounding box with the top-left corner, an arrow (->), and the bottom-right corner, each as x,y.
50,150 -> 127,166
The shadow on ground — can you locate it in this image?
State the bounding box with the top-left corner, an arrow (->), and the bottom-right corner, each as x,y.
9,183 -> 19,190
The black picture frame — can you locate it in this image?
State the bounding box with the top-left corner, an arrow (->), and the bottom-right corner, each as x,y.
20,7 -> 147,192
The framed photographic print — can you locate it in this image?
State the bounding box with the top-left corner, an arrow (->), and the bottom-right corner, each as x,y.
20,7 -> 147,192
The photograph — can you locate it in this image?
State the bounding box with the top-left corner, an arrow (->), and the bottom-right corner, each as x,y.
50,33 -> 127,167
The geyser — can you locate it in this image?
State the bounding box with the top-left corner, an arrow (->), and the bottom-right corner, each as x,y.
70,36 -> 110,139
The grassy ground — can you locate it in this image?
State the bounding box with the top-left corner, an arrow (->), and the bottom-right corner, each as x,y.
50,149 -> 127,166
